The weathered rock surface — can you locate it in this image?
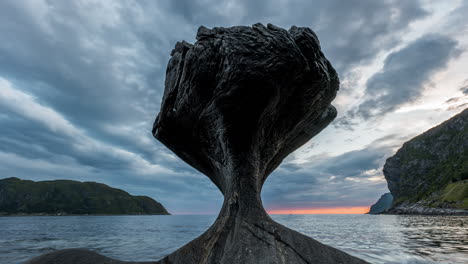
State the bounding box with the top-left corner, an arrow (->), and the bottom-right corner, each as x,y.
368,192 -> 393,214
27,23 -> 367,264
152,23 -> 366,264
384,108 -> 468,215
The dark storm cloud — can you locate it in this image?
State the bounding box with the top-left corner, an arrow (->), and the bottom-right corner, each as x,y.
354,34 -> 460,120
167,0 -> 428,74
285,0 -> 428,73
320,148 -> 387,178
0,0 -> 431,213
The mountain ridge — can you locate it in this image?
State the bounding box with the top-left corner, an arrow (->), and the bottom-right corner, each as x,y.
0,177 -> 170,215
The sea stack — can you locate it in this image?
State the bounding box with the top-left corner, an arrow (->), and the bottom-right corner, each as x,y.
153,23 -> 367,264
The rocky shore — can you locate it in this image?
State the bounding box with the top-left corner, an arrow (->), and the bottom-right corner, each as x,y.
384,201 -> 468,216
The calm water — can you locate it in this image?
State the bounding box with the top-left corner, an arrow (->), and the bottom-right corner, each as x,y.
0,214 -> 466,264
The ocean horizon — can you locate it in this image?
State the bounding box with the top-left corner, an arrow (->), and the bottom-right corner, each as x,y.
1,214 -> 466,264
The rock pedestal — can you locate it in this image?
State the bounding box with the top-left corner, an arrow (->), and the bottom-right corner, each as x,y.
152,23 -> 367,264
26,24 -> 368,264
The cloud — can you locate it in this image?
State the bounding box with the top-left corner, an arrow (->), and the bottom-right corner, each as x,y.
165,0 -> 428,74
0,78 -> 82,137
291,0 -> 428,73
0,0 -> 242,214
0,78 -> 171,175
0,0 -> 462,214
0,77 -> 221,213
460,80 -> 468,95
354,34 -> 460,120
262,138 -> 398,210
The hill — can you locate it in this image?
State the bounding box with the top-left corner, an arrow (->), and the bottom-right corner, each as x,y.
383,108 -> 468,215
0,177 -> 169,215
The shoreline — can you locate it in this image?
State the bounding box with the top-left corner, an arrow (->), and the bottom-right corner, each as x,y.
380,205 -> 468,216
381,212 -> 468,216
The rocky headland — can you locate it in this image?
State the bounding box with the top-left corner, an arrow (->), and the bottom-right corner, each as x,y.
27,23 -> 368,264
0,177 -> 169,216
368,192 -> 393,214
382,108 -> 468,215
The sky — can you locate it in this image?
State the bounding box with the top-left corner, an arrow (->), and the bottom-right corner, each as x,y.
0,0 -> 467,215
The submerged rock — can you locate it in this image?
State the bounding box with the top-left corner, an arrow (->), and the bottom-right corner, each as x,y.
27,23 -> 368,264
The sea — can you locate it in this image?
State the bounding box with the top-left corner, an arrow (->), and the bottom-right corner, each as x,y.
0,214 -> 466,264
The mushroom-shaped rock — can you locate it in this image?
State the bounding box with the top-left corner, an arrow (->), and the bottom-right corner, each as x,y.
26,24 -> 368,264
153,23 -> 367,264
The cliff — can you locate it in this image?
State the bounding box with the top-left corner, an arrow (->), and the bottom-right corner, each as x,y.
27,23 -> 367,264
0,177 -> 169,215
368,193 -> 393,214
383,108 -> 468,215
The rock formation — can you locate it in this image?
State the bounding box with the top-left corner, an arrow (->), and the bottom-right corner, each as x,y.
367,193 -> 393,214
26,23 -> 368,264
384,108 -> 468,215
152,23 -> 366,264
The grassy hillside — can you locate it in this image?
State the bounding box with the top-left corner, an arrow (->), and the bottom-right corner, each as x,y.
439,180 -> 468,209
0,177 -> 169,215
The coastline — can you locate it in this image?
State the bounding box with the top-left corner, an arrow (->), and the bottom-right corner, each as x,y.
0,212 -> 171,217
381,205 -> 468,216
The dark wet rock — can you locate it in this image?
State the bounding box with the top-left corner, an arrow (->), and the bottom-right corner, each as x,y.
384,108 -> 468,215
368,193 -> 393,214
27,23 -> 368,264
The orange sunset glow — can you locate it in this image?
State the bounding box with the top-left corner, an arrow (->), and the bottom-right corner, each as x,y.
268,206 -> 370,215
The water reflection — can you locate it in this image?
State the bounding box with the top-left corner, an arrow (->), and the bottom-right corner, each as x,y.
395,215 -> 467,263
272,214 -> 468,264
0,215 -> 466,264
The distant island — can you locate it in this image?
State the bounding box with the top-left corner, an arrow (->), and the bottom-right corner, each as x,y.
0,177 -> 169,215
372,108 -> 467,215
